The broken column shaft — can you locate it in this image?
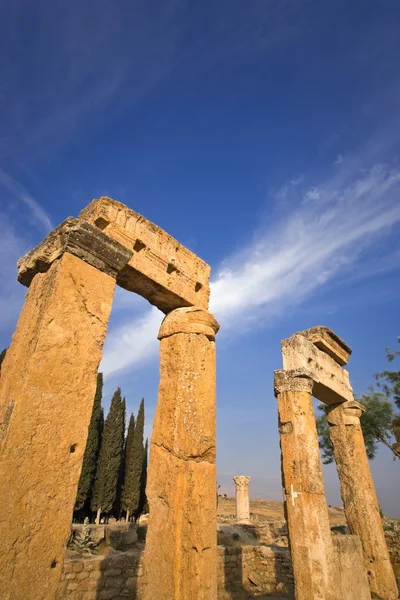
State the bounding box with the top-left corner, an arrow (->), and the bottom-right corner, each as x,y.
143,307 -> 219,600
327,400 -> 398,600
233,476 -> 251,524
274,369 -> 340,600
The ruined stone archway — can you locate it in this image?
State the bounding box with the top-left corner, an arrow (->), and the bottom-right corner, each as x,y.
0,197 -> 219,600
274,326 -> 398,600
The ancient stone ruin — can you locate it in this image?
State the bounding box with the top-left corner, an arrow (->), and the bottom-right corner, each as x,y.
0,197 -> 219,600
274,326 -> 398,600
0,195 -> 398,600
233,476 -> 251,524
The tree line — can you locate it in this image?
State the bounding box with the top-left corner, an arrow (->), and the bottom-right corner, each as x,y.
73,373 -> 148,524
317,337 -> 400,462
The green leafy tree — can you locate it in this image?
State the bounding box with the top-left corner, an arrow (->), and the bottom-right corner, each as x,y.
91,388 -> 126,523
121,413 -> 136,521
375,337 -> 400,408
139,438 -> 148,515
318,339 -> 400,462
74,373 -> 104,512
122,399 -> 145,520
375,338 -> 400,446
317,392 -> 396,463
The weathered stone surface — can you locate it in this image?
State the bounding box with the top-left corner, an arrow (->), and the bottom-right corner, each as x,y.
281,334 -> 353,404
105,523 -> 138,551
274,369 -> 340,600
297,326 -> 352,366
233,476 -> 251,524
143,307 -> 219,600
17,218 -> 133,286
79,197 -> 211,313
333,536 -> 371,600
0,253 -> 115,600
328,401 -> 398,600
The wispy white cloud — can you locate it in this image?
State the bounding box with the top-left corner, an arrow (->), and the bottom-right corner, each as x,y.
101,307 -> 163,377
210,162 -> 400,328
101,157 -> 400,377
0,169 -> 53,233
0,214 -> 29,332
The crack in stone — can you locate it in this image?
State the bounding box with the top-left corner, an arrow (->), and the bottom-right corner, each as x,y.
68,273 -> 104,326
153,440 -> 215,464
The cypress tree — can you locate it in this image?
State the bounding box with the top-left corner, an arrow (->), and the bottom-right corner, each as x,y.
131,398 -> 145,517
113,397 -> 128,519
139,438 -> 148,515
91,388 -> 126,523
121,413 -> 136,521
74,373 -> 104,512
121,398 -> 145,519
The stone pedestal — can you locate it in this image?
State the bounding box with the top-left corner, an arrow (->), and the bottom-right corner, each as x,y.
143,307 -> 219,600
274,369 -> 339,600
328,400 -> 398,600
0,253 -> 116,600
233,476 -> 251,524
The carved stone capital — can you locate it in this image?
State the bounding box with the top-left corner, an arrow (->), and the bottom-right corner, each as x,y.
274,368 -> 314,397
158,307 -> 219,341
17,218 -> 133,286
233,476 -> 250,490
327,399 -> 365,426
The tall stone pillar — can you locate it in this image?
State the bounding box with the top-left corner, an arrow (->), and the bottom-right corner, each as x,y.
233,476 -> 251,524
327,400 -> 398,600
274,369 -> 339,600
143,307 -> 219,600
0,221 -> 131,600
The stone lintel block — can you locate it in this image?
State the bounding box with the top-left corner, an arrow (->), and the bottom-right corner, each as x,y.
327,399 -> 365,426
17,218 -> 133,286
79,197 -> 211,313
297,325 -> 351,366
281,334 -> 353,405
273,368 -> 314,396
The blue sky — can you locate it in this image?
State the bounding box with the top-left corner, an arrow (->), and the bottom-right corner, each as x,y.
1,0 -> 400,515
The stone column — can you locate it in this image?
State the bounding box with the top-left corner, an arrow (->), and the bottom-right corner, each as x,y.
327,400 -> 398,600
233,476 -> 251,524
0,222 -> 131,600
143,307 -> 219,600
274,369 -> 339,600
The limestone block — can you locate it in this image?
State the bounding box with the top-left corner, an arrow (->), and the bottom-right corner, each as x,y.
333,536 -> 371,600
105,523 -> 138,550
298,326 -> 352,366
281,334 -> 353,404
79,197 -> 210,312
0,253 -> 115,600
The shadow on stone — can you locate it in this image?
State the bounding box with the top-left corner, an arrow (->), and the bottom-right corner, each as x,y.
95,550 -> 142,600
222,545 -> 247,599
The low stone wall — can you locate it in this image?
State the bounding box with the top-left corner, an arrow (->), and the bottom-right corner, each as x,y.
384,519 -> 400,588
218,545 -> 294,598
58,519 -> 400,599
57,545 -> 294,599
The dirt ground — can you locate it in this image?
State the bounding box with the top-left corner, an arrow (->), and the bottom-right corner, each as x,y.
217,496 -> 347,526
